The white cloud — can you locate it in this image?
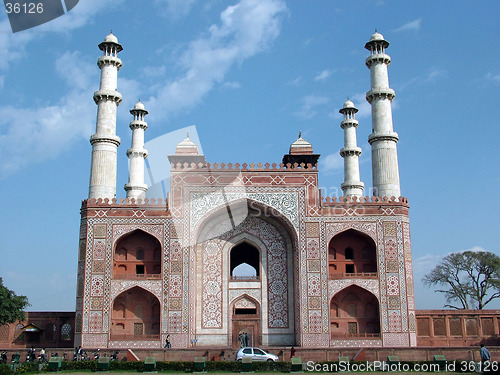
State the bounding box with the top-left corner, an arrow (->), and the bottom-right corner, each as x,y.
154,0 -> 199,19
294,95 -> 330,119
288,76 -> 302,86
146,0 -> 288,120
348,93 -> 371,119
484,73 -> 500,85
397,68 -> 448,92
314,69 -> 333,81
0,0 -> 123,74
0,52 -> 96,178
394,18 -> 422,33
222,81 -> 241,89
141,65 -> 167,78
321,152 -> 343,172
413,246 -> 489,279
0,0 -> 287,177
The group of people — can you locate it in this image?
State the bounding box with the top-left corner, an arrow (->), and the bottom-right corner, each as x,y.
71,347 -> 118,362
237,332 -> 249,347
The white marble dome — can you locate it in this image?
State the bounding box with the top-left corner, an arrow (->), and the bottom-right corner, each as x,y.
105,32 -> 118,43
370,31 -> 384,41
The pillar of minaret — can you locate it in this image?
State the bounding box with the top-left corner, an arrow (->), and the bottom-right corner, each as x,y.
88,32 -> 123,200
365,31 -> 401,198
124,101 -> 148,200
339,100 -> 364,197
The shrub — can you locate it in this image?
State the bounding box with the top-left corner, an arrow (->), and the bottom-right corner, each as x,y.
13,363 -> 39,374
0,364 -> 13,375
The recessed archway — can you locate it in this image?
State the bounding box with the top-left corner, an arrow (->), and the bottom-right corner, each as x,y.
110,287 -> 160,340
113,230 -> 161,279
330,285 -> 380,339
328,229 -> 377,278
231,295 -> 261,349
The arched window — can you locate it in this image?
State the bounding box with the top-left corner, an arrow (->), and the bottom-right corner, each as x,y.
134,304 -> 144,319
230,242 -> 260,279
0,325 -> 9,341
116,248 -> 127,260
61,323 -> 72,341
330,303 -> 338,318
346,303 -> 357,317
345,247 -> 354,260
112,303 -> 126,319
136,249 -> 144,260
14,323 -> 23,339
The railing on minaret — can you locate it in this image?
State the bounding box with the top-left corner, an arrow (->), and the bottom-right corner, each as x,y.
365,31 -> 401,198
339,100 -> 364,197
125,101 -> 148,200
88,32 -> 123,200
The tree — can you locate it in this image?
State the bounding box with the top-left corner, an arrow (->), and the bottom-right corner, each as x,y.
0,278 -> 29,325
423,250 -> 500,309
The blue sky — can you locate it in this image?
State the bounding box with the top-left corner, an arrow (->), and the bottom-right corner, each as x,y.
0,0 -> 499,311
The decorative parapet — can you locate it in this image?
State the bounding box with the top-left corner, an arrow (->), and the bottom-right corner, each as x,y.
82,197 -> 168,207
170,162 -> 318,171
323,196 -> 408,205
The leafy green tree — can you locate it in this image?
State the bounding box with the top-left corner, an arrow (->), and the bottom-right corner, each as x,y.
423,251 -> 500,309
0,278 -> 29,325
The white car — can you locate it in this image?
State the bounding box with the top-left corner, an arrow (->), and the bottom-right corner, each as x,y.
236,347 -> 279,362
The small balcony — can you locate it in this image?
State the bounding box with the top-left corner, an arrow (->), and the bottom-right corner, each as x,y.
113,274 -> 162,280
329,272 -> 378,279
331,332 -> 380,339
230,275 -> 260,281
109,334 -> 160,341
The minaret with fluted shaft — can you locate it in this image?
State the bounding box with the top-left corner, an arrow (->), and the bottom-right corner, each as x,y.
339,100 -> 364,197
88,32 -> 123,199
365,31 -> 401,198
124,101 -> 148,200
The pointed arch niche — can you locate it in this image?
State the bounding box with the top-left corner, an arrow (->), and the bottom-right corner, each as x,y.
230,241 -> 260,280
328,229 -> 377,279
110,287 -> 160,340
231,295 -> 261,348
113,229 -> 161,279
330,285 -> 380,339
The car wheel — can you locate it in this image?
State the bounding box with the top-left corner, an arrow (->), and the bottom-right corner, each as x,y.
267,359 -> 274,362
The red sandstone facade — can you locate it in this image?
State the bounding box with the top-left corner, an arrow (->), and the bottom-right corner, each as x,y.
0,312 -> 75,349
74,143 -> 419,349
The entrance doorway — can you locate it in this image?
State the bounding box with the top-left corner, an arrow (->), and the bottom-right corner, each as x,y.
231,296 -> 260,348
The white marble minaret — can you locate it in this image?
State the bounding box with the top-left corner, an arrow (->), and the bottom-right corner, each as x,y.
365,32 -> 401,198
88,32 -> 123,200
339,100 -> 364,197
124,101 -> 148,200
